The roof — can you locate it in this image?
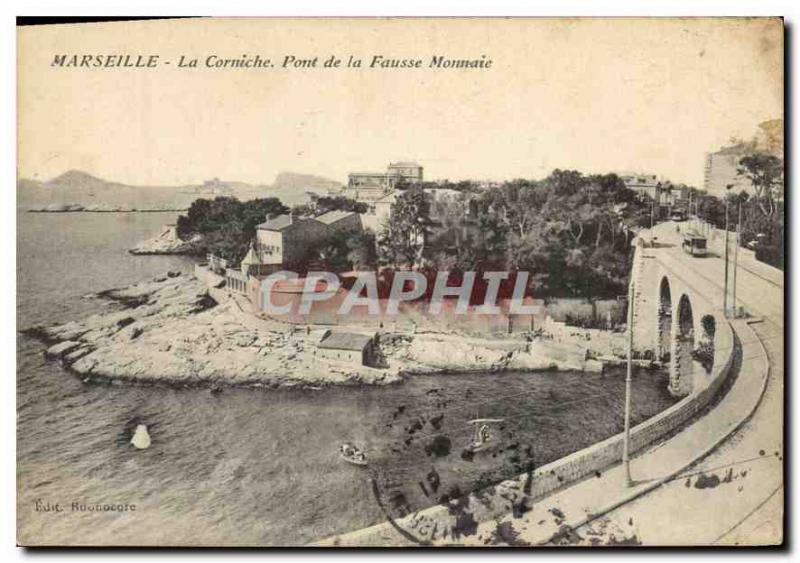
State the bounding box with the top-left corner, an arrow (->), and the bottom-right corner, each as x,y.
257,214 -> 322,231
241,245 -> 261,265
389,161 -> 421,167
317,331 -> 374,351
316,210 -> 357,225
257,214 -> 294,231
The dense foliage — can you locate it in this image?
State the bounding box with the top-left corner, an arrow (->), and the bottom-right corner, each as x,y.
177,152 -> 784,283
309,230 -> 378,272
396,179 -> 482,193
176,196 -> 288,262
379,171 -> 652,298
291,195 -> 368,216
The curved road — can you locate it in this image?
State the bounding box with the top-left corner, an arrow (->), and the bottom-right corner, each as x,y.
566,221 -> 784,545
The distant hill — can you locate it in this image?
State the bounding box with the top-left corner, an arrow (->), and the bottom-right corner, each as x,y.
17,170 -> 342,211
46,169 -> 119,192
272,171 -> 342,192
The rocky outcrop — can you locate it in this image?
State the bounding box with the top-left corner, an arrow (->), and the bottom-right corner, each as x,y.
129,233 -> 203,255
24,273 -> 616,390
28,203 -> 86,212
389,335 -> 517,373
380,332 -> 603,374
25,274 -> 400,389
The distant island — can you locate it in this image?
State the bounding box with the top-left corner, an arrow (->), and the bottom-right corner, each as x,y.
18,169 -> 342,212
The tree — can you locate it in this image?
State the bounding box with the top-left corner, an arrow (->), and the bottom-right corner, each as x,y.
378,186 -> 432,269
175,196 -> 288,262
290,203 -> 316,217
292,195 -> 368,217
428,194 -> 475,270
312,195 -> 369,215
450,170 -> 643,298
311,229 -> 353,272
737,152 -> 784,217
347,231 -> 378,271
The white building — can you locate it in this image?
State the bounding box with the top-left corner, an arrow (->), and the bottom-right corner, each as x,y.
703,143 -> 753,197
336,161 -> 423,232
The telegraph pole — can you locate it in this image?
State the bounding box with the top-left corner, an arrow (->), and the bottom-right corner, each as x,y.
723,186 -> 732,317
622,276 -> 634,488
650,198 -> 655,230
732,202 -> 742,318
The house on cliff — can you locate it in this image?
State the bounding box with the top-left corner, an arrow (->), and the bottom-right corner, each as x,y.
255,213 -> 330,267
316,331 -> 378,367
225,211 -> 364,296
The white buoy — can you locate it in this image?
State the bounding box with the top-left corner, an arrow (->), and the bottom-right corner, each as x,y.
131,424 -> 151,449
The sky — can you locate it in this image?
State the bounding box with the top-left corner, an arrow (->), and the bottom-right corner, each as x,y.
18,17 -> 783,187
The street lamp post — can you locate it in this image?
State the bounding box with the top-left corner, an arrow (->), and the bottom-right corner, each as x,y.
650,198 -> 655,231
622,277 -> 634,488
722,185 -> 733,317
732,202 -> 742,317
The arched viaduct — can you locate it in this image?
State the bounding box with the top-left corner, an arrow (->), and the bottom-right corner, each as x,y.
629,238 -> 730,397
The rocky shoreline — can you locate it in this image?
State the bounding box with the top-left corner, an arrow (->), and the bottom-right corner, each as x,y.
129,233 -> 203,255
22,273 -> 611,390
22,274 -> 401,389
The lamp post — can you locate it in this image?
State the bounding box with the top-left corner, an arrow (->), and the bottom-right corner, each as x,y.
622,276 -> 634,488
650,198 -> 655,231
723,184 -> 733,317
732,202 -> 742,317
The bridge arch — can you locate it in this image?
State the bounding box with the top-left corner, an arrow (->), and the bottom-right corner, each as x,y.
656,276 -> 672,362
695,314 -> 717,375
669,293 -> 695,396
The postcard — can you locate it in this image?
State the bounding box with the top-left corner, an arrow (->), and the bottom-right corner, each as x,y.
16,17 -> 784,547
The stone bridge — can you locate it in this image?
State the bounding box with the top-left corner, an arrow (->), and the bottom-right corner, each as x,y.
630,233 -> 730,397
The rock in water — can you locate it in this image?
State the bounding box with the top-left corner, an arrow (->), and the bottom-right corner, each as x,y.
131,424 -> 151,449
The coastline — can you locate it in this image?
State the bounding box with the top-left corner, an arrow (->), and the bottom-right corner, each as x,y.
22,272 -> 616,390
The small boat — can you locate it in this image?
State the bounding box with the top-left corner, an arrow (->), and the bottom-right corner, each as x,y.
464,418 -> 504,453
339,442 -> 368,466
